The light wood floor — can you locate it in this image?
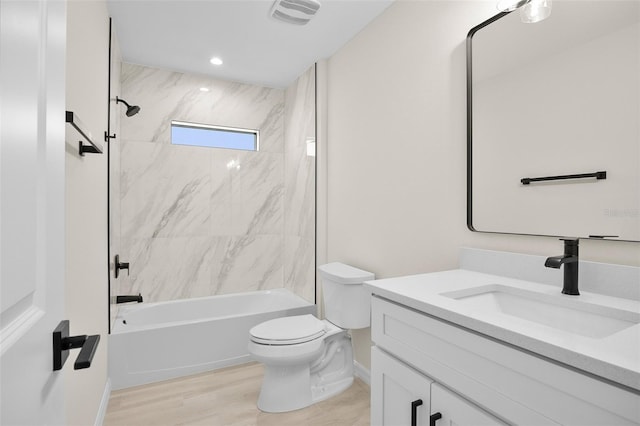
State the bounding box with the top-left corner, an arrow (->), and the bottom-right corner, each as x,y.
104,362 -> 370,426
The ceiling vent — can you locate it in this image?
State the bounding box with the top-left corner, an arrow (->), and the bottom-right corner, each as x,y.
270,0 -> 321,25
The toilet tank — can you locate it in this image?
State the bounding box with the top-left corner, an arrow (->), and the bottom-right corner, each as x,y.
318,262 -> 375,329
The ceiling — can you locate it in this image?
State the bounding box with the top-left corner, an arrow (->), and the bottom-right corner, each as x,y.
107,0 -> 394,89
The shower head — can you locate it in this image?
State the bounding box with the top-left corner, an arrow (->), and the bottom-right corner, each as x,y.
116,96 -> 141,117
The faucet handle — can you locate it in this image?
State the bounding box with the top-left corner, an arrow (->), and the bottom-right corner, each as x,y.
114,255 -> 130,278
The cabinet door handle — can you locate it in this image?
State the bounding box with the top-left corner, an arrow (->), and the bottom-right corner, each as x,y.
429,412 -> 442,426
411,399 -> 423,426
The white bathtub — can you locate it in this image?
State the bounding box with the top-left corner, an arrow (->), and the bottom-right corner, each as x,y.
109,288 -> 316,390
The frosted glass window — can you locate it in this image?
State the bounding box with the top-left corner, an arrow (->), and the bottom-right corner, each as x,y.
171,120 -> 259,151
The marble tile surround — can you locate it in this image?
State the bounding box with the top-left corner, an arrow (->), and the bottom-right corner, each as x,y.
119,64 -> 284,152
115,63 -> 315,303
284,67 -> 316,302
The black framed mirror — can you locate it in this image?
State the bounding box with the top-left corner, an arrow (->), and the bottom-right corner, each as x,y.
467,1 -> 639,242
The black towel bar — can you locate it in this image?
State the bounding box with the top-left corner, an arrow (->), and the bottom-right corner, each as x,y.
65,111 -> 103,156
521,171 -> 606,185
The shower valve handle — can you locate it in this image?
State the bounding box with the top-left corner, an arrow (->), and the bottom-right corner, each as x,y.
115,255 -> 130,278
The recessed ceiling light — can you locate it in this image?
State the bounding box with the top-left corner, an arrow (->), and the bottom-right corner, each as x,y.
209,57 -> 223,66
199,87 -> 210,92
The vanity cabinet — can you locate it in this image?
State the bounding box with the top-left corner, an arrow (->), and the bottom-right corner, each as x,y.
371,347 -> 433,425
431,383 -> 506,426
370,295 -> 639,426
372,347 -> 505,426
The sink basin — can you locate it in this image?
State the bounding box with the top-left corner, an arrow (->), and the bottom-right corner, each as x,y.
441,285 -> 639,339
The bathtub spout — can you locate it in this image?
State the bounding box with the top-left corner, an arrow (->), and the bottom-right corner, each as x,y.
116,293 -> 143,304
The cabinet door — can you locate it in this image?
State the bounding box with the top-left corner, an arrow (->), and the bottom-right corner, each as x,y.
431,383 -> 505,426
371,347 -> 433,426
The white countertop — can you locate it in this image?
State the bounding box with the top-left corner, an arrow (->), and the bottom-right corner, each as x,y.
364,269 -> 640,392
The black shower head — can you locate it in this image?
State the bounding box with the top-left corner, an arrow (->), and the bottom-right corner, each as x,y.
116,96 -> 141,117
125,104 -> 140,117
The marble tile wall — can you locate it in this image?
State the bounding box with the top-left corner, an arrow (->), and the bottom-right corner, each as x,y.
284,66 -> 316,302
115,63 -> 315,303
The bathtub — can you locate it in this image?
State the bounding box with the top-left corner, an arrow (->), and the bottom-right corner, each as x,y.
109,288 -> 316,390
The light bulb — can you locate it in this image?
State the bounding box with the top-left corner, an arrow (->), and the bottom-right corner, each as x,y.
520,0 -> 552,23
496,0 -> 531,12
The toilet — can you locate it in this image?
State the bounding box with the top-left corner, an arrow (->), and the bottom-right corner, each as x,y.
247,262 -> 374,413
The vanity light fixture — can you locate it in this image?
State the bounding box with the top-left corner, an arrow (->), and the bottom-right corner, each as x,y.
496,0 -> 531,12
496,0 -> 551,23
210,57 -> 223,66
520,0 -> 552,24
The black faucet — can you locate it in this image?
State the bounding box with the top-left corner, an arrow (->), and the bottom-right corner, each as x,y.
115,293 -> 143,304
544,239 -> 579,295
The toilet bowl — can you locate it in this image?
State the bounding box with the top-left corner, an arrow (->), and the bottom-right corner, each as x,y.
248,262 -> 374,413
248,315 -> 354,412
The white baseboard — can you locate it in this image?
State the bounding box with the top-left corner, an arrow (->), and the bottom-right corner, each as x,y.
354,361 -> 370,386
95,378 -> 111,426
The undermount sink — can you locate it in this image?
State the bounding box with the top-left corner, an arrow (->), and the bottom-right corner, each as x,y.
441,284 -> 640,339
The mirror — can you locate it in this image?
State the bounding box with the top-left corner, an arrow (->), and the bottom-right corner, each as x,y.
467,1 -> 639,241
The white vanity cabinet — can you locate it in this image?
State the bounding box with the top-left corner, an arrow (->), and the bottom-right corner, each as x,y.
372,347 -> 506,426
371,347 -> 433,425
431,383 -> 506,426
370,295 -> 640,426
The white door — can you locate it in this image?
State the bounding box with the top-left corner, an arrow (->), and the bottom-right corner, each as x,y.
371,347 -> 433,426
1,0 -> 67,424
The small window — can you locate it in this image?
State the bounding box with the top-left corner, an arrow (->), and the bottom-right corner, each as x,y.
171,120 -> 259,151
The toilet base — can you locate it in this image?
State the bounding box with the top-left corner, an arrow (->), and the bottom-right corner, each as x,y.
258,364 -> 313,413
257,365 -> 355,413
254,330 -> 355,413
311,375 -> 353,404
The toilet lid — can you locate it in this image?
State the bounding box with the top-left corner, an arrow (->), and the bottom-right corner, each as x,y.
250,315 -> 326,345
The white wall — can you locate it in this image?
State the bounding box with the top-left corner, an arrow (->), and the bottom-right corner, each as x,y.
325,0 -> 640,370
65,1 -> 110,424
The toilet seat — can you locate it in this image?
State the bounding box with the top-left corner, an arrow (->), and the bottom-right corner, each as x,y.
250,314 -> 326,345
